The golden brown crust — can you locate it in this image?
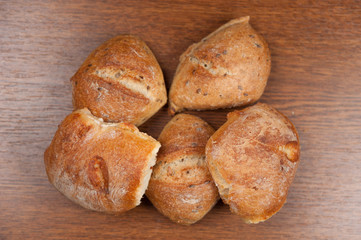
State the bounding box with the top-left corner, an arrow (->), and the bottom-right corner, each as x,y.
205,103 -> 300,223
146,114 -> 219,225
44,108 -> 160,214
169,16 -> 271,114
71,35 -> 167,126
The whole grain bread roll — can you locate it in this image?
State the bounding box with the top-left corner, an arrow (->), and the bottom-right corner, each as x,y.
71,35 -> 167,126
44,108 -> 160,214
169,16 -> 271,114
205,103 -> 300,223
146,114 -> 219,225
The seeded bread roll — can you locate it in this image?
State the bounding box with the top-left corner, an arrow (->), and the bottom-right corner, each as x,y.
169,16 -> 271,114
205,103 -> 300,223
146,114 -> 219,225
71,35 -> 167,126
44,108 -> 161,214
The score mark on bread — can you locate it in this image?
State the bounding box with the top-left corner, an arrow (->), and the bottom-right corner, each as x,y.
279,141 -> 300,162
87,156 -> 109,193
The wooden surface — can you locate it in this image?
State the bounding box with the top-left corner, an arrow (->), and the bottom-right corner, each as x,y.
1,1 -> 360,239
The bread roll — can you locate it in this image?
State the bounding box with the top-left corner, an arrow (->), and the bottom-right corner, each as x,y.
205,103 -> 300,223
44,108 -> 160,214
71,35 -> 167,126
169,16 -> 271,114
146,114 -> 219,225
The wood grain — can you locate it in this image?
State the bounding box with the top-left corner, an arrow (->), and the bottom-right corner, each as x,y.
1,0 -> 361,239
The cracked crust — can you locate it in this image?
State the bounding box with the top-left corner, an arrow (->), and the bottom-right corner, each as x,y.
44,108 -> 161,214
169,16 -> 271,114
146,114 -> 219,225
71,35 -> 167,126
205,103 -> 300,223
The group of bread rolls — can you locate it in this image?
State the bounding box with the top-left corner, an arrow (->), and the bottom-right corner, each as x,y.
44,16 -> 300,225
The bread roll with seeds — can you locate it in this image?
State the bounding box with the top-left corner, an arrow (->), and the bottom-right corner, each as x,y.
146,114 -> 219,225
44,108 -> 160,214
71,35 -> 167,126
169,16 -> 271,114
205,103 -> 300,223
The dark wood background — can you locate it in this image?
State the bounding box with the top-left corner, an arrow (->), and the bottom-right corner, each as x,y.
1,0 -> 360,239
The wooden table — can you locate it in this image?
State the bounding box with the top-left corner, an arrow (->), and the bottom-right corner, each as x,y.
1,1 -> 360,239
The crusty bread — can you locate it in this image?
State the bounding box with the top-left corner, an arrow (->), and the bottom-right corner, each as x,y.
44,108 -> 160,214
71,35 -> 167,126
169,16 -> 271,114
146,114 -> 219,225
205,103 -> 300,223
